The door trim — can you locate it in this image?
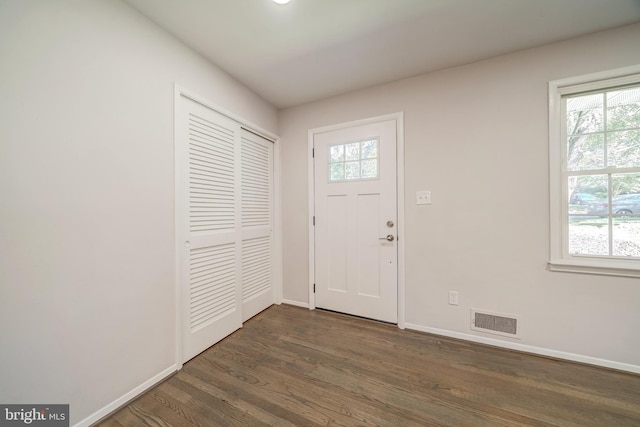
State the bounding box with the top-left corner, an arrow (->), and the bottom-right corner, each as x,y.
174,84 -> 283,369
307,113 -> 405,329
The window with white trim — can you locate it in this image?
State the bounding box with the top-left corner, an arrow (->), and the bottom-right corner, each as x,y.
549,66 -> 640,277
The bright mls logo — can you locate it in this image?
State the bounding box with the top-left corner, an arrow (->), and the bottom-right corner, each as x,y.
0,405 -> 68,426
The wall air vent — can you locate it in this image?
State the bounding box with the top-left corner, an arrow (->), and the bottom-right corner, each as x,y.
471,309 -> 520,339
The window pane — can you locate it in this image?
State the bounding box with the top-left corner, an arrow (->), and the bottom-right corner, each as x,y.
569,217 -> 609,256
569,175 -> 607,214
608,130 -> 640,168
330,145 -> 344,162
361,140 -> 378,159
612,173 -> 640,202
566,94 -> 604,135
613,217 -> 640,257
330,163 -> 344,181
607,87 -> 640,131
345,143 -> 360,161
361,159 -> 378,179
344,161 -> 360,179
567,134 -> 604,171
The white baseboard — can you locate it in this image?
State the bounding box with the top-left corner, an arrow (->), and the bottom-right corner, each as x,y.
281,299 -> 310,308
405,323 -> 640,375
73,364 -> 178,427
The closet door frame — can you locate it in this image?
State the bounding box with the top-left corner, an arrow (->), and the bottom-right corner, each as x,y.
174,85 -> 282,368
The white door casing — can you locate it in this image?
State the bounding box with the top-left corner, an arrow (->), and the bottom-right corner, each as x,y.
313,119 -> 398,323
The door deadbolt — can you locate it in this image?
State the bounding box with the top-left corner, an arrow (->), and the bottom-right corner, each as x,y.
386,220 -> 394,228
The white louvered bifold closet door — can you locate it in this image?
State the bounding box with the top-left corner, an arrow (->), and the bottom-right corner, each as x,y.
240,130 -> 273,321
177,93 -> 274,363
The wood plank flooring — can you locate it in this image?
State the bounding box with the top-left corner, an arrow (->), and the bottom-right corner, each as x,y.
96,304 -> 640,426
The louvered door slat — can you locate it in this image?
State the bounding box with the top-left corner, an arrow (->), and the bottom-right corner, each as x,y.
241,135 -> 271,229
188,242 -> 237,332
242,236 -> 272,301
188,112 -> 236,233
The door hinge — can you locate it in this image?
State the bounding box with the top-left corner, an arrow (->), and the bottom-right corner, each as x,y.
312,148 -> 315,158
313,283 -> 316,293
313,216 -> 315,226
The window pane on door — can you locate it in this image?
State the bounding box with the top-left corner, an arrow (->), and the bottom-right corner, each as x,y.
328,139 -> 379,182
330,163 -> 345,181
345,143 -> 360,161
345,161 -> 360,179
361,159 -> 378,179
330,145 -> 344,162
361,140 -> 377,158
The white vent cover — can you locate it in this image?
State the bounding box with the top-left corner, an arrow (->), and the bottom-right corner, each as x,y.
471,309 -> 520,338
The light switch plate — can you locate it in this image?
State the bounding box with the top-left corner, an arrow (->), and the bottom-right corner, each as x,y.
416,190 -> 431,205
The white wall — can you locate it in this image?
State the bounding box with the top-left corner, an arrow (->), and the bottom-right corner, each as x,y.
279,24 -> 640,369
0,1 -> 277,425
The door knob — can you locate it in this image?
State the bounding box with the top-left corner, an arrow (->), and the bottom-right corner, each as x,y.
379,234 -> 395,242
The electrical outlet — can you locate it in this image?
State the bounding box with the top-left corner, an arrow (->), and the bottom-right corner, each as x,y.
448,291 -> 459,306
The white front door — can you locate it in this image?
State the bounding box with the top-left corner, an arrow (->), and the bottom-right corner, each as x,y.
314,119 -> 398,323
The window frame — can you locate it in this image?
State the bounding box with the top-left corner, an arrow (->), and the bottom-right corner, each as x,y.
548,65 -> 640,278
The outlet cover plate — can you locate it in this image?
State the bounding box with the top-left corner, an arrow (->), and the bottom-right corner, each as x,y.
448,291 -> 459,305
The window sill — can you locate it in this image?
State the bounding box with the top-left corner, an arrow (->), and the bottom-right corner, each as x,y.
548,259 -> 640,278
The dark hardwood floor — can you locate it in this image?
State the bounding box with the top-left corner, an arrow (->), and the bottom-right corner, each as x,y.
97,304 -> 640,426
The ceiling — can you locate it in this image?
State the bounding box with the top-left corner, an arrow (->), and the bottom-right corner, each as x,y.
124,0 -> 640,109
